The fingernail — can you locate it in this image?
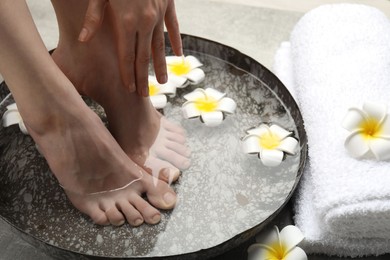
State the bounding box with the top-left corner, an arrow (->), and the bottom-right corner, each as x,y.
159,74 -> 168,84
134,218 -> 144,226
164,192 -> 176,205
78,28 -> 89,42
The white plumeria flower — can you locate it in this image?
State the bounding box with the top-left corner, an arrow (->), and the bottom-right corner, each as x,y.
166,55 -> 205,88
248,225 -> 307,260
2,103 -> 28,134
242,123 -> 298,167
182,88 -> 236,127
148,75 -> 179,109
342,102 -> 390,160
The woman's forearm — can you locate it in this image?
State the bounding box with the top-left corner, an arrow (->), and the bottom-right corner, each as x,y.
0,0 -> 83,127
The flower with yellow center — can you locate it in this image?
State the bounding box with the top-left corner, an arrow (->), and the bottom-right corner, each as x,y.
241,123 -> 298,167
2,103 -> 28,134
182,88 -> 236,127
342,102 -> 390,160
148,75 -> 181,109
166,55 -> 205,88
247,225 -> 307,260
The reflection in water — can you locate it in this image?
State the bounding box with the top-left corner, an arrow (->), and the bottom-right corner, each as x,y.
0,45 -> 301,258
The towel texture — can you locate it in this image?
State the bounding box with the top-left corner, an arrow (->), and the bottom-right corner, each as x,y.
273,4 -> 390,257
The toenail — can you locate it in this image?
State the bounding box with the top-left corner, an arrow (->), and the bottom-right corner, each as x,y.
164,192 -> 176,205
134,218 -> 144,226
170,168 -> 180,178
152,214 -> 161,223
117,220 -> 125,226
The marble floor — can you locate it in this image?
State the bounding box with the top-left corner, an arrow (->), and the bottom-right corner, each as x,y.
1,1 -> 390,259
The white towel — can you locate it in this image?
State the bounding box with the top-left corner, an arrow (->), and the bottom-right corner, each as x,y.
273,4 -> 390,257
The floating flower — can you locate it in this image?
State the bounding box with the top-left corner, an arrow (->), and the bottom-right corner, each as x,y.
342,102 -> 390,160
182,88 -> 236,127
2,103 -> 28,134
241,123 -> 298,167
247,225 -> 307,260
148,75 -> 179,109
166,55 -> 205,88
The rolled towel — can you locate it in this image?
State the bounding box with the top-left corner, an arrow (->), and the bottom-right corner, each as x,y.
274,4 -> 390,257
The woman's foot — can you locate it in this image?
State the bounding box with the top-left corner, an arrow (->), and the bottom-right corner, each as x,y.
48,0 -> 190,226
51,14 -> 191,184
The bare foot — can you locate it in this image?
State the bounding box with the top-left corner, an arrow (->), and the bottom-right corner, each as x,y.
48,0 -> 191,226
51,25 -> 191,184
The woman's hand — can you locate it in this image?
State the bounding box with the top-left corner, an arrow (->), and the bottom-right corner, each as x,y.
78,0 -> 183,97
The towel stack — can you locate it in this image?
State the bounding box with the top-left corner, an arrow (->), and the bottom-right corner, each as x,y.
273,4 -> 390,257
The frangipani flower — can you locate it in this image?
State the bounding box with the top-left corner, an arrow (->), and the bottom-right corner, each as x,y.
342,102 -> 390,160
248,225 -> 307,260
148,75 -> 179,109
2,103 -> 28,134
242,123 -> 298,167
166,55 -> 205,88
182,88 -> 236,127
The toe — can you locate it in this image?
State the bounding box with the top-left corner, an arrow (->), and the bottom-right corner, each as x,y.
166,131 -> 186,144
130,195 -> 161,225
144,157 -> 181,183
166,140 -> 191,158
86,205 -> 110,225
118,200 -> 144,227
143,175 -> 177,210
156,147 -> 191,170
105,206 -> 126,226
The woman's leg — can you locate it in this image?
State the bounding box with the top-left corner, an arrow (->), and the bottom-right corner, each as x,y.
51,0 -> 191,181
0,0 -> 177,227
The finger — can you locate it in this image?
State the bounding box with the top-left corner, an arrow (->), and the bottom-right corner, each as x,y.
116,25 -> 137,92
165,0 -> 182,56
152,22 -> 168,85
136,30 -> 153,97
78,0 -> 107,42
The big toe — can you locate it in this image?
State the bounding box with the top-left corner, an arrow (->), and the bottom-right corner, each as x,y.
143,175 -> 177,210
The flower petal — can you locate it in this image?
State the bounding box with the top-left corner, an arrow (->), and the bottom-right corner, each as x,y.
217,97 -> 236,114
186,68 -> 205,85
183,88 -> 206,101
19,121 -> 28,135
270,124 -> 292,140
159,83 -> 177,97
247,124 -> 270,136
369,137 -> 390,161
200,111 -> 224,127
165,55 -> 182,65
260,149 -> 284,167
185,55 -> 203,69
379,114 -> 390,138
6,103 -> 18,110
242,135 -> 261,154
279,225 -> 305,252
285,247 -> 308,260
363,102 -> 387,123
2,109 -> 22,127
247,244 -> 275,260
150,95 -> 168,109
255,225 -> 280,244
182,102 -> 201,119
168,74 -> 189,88
341,107 -> 366,132
204,88 -> 226,100
344,131 -> 370,158
278,137 -> 298,155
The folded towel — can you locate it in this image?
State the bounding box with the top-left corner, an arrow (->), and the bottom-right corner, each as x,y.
273,4 -> 390,257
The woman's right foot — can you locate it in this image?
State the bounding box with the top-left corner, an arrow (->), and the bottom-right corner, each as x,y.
24,92 -> 177,226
